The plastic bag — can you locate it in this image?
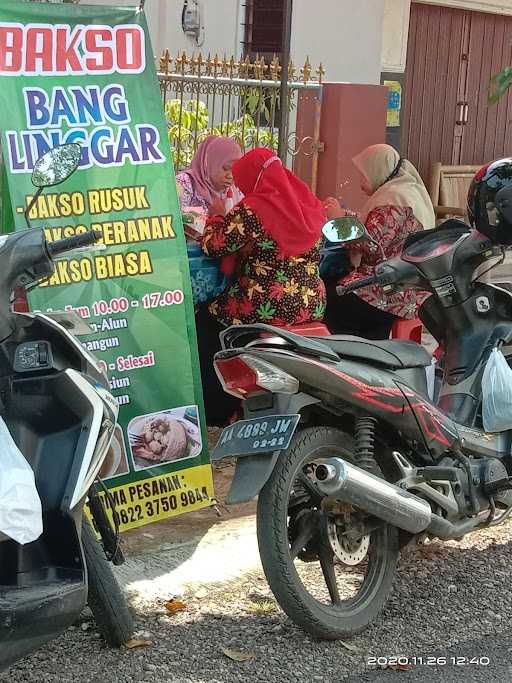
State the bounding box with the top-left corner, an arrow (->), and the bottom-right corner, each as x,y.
482,347 -> 512,432
0,418 -> 42,544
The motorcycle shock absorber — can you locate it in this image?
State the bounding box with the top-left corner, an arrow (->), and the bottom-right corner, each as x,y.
354,416 -> 380,475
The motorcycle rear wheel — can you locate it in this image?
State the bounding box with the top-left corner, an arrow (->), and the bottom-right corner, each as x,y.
257,427 -> 399,640
82,520 -> 134,646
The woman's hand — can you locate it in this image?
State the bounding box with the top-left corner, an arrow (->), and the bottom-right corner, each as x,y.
324,197 -> 344,220
209,197 -> 226,217
349,252 -> 362,268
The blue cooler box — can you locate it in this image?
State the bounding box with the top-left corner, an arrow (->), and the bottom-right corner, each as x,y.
187,242 -> 229,306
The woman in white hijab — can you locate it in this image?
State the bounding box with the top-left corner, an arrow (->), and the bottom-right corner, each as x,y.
323,144 -> 434,339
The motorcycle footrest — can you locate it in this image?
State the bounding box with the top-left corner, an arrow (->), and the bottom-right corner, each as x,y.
483,476 -> 512,496
418,466 -> 459,483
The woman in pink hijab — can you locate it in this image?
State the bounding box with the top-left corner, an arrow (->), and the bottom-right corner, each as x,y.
176,136 -> 243,218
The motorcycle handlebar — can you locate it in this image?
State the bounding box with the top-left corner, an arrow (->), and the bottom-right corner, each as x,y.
47,230 -> 101,257
336,276 -> 378,296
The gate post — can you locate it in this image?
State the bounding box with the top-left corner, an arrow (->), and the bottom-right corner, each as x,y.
293,87 -> 323,193
316,83 -> 388,209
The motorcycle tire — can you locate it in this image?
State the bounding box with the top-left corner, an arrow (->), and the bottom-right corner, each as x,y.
257,426 -> 399,640
82,520 -> 134,646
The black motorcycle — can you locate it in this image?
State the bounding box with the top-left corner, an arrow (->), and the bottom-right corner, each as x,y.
0,144 -> 133,670
210,214 -> 512,639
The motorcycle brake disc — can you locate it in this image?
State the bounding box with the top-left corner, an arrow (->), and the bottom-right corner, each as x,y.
327,519 -> 370,566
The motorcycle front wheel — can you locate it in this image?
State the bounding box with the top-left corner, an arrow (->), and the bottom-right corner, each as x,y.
257,427 -> 399,640
82,520 -> 134,646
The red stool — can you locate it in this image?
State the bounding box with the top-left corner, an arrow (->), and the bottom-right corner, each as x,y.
433,344 -> 443,360
284,322 -> 330,337
391,318 -> 422,343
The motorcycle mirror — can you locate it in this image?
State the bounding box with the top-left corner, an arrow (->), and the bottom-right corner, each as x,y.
31,143 -> 81,188
322,216 -> 368,244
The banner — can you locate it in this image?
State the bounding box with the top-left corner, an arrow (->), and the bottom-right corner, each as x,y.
0,1 -> 213,531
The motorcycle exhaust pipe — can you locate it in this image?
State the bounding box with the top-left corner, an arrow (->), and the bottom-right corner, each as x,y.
315,458 -> 432,534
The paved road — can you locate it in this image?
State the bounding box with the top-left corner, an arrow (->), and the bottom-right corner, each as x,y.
345,633 -> 512,682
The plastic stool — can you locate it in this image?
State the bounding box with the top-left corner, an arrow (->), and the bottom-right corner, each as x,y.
284,322 -> 330,337
391,318 -> 422,343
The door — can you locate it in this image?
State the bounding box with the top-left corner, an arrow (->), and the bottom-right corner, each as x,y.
460,11 -> 512,165
402,4 -> 467,182
403,3 -> 512,183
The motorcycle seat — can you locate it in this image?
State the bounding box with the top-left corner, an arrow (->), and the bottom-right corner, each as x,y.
312,335 -> 432,369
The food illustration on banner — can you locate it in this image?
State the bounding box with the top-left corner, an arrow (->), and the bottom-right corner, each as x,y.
128,406 -> 202,470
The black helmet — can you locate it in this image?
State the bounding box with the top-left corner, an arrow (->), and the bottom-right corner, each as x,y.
467,158 -> 512,245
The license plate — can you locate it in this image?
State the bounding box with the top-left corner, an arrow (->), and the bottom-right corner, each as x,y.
211,414 -> 300,460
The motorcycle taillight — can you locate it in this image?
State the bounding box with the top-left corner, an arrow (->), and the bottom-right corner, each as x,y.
12,287 -> 29,313
214,354 -> 299,399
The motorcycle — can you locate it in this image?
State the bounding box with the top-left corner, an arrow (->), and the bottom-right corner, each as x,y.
210,214 -> 512,639
0,144 -> 133,670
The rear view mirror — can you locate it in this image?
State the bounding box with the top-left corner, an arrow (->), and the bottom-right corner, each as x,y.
322,217 -> 368,244
31,143 -> 81,188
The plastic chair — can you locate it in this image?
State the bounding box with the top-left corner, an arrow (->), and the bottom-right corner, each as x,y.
391,318 -> 422,343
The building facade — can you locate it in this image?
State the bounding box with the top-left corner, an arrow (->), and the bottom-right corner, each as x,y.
78,0 -> 512,181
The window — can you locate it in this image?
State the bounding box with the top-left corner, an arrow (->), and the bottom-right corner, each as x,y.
243,0 -> 285,59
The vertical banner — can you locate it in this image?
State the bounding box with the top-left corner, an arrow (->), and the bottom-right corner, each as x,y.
0,1 -> 213,530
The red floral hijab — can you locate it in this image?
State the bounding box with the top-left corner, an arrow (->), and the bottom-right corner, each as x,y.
232,148 -> 325,256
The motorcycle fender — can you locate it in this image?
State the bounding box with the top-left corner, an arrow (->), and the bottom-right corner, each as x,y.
220,392 -> 320,504
225,451 -> 280,504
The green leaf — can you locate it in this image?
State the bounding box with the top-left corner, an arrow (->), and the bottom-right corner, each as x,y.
313,301 -> 325,319
258,239 -> 275,250
228,284 -> 240,296
489,67 -> 512,104
257,301 -> 276,320
276,270 -> 288,283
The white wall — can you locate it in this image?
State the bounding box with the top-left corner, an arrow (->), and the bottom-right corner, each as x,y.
382,0 -> 410,72
82,0 -> 242,60
80,0 -> 386,84
291,0 -> 386,84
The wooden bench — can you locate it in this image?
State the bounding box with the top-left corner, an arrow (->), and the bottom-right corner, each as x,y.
428,163 -> 481,223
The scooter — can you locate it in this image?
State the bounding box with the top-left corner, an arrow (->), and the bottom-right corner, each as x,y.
210,214 -> 512,639
0,144 -> 133,670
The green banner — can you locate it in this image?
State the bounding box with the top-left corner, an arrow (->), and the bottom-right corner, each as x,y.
0,1 -> 213,531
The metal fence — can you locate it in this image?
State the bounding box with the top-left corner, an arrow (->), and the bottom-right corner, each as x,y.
158,52 -> 324,191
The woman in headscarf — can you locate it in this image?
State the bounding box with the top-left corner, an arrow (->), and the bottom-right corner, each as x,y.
323,144 -> 435,339
197,147 -> 327,425
176,135 -> 243,221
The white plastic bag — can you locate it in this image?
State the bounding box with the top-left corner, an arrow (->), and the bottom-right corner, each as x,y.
0,418 -> 42,544
482,347 -> 512,432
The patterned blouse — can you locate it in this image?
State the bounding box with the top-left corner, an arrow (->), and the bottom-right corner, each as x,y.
201,204 -> 326,327
176,171 -> 242,215
339,205 -> 429,320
